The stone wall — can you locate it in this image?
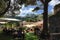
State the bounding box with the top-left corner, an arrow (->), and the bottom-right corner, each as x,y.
49,3 -> 60,33
49,4 -> 60,40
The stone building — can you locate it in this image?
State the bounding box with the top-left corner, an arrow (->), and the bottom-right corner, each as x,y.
49,4 -> 60,40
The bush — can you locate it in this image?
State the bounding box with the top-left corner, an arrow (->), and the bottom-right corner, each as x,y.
25,32 -> 39,40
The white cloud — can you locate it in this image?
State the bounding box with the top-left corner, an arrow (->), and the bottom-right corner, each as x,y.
19,0 -> 60,17
18,5 -> 35,17
49,0 -> 60,13
20,8 -> 34,14
49,0 -> 60,6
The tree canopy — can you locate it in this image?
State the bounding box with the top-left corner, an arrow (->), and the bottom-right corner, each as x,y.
0,0 -> 10,16
0,0 -> 44,17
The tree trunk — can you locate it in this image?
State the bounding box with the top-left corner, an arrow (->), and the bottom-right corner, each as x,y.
40,0 -> 51,40
43,0 -> 48,34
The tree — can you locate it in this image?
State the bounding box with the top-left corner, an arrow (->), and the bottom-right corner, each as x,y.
40,0 -> 51,40
0,0 -> 10,16
0,0 -> 44,17
25,14 -> 38,22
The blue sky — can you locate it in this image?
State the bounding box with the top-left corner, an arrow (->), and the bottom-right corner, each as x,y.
18,0 -> 60,17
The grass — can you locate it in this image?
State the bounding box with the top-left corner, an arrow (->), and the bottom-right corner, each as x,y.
25,32 -> 39,40
0,30 -> 13,40
0,29 -> 39,40
0,27 -> 15,40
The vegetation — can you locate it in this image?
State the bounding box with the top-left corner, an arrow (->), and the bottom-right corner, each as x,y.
0,0 -> 10,16
24,14 -> 43,22
0,0 -> 44,17
25,33 -> 38,40
0,27 -> 39,40
1,0 -> 60,40
0,29 -> 12,40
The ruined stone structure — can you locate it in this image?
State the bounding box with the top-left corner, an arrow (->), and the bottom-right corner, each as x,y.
54,4 -> 60,14
49,4 -> 60,40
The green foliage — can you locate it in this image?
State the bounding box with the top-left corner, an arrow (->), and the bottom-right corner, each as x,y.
24,14 -> 43,22
48,13 -> 53,17
0,0 -> 43,17
25,33 -> 38,40
37,14 -> 43,20
0,30 -> 39,40
0,0 -> 6,13
24,14 -> 37,22
17,0 -> 36,5
0,0 -> 10,17
32,7 -> 40,11
0,31 -> 12,40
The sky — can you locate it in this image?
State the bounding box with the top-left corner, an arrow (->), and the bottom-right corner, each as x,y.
18,0 -> 60,17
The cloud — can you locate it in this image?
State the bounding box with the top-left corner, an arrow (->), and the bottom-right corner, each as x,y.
19,0 -> 60,17
18,5 -> 35,17
48,0 -> 60,13
49,0 -> 60,6
20,7 -> 34,14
